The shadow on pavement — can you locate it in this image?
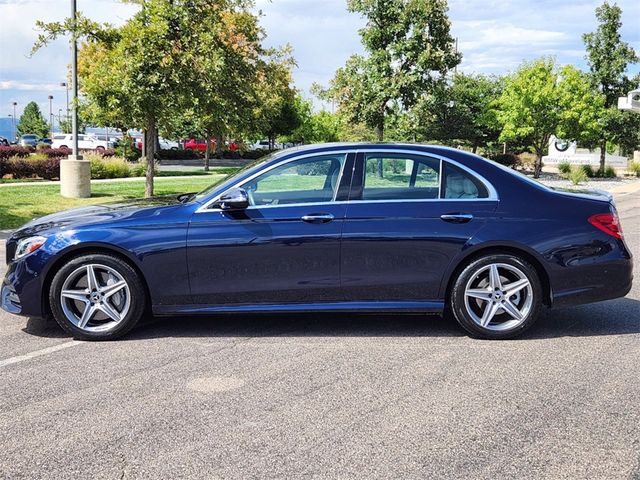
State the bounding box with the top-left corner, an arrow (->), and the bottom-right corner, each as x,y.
23,297 -> 640,341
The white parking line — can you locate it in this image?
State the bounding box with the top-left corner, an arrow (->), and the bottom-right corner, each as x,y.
0,341 -> 81,368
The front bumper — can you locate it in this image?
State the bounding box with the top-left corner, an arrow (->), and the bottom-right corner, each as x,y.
1,249 -> 48,318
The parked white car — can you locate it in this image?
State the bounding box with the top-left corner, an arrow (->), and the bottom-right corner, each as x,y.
51,134 -> 114,151
248,139 -> 283,151
159,138 -> 180,150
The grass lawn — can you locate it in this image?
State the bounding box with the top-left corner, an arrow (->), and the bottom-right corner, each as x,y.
0,175 -> 223,230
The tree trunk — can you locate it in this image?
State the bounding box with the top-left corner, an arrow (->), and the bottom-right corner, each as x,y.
472,142 -> 478,154
144,115 -> 156,198
204,132 -> 211,172
375,120 -> 384,178
599,139 -> 606,174
215,134 -> 223,160
534,151 -> 543,179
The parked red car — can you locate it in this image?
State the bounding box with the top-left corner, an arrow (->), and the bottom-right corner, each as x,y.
184,138 -> 239,152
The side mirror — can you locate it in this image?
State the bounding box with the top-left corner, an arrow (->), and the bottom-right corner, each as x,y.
219,188 -> 249,210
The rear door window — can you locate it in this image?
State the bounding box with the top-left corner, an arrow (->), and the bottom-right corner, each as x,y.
359,153 -> 440,201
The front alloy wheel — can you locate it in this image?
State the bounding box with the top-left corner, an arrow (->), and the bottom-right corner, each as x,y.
49,253 -> 146,340
450,254 -> 542,339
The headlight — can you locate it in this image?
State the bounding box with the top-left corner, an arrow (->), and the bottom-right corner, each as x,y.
14,236 -> 47,260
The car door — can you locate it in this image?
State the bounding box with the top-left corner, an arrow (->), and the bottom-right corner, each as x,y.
187,152 -> 354,306
340,150 -> 499,303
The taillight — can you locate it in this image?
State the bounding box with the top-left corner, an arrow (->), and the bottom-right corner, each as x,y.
588,212 -> 623,239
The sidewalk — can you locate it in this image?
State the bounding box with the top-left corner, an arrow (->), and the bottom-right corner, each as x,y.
0,174 -> 215,188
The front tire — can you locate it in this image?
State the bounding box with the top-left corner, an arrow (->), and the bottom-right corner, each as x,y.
450,254 -> 542,340
49,253 -> 146,340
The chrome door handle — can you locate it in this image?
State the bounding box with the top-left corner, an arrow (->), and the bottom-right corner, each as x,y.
301,213 -> 334,224
441,213 -> 474,224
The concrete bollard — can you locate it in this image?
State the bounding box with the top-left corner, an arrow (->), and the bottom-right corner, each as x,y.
60,156 -> 91,198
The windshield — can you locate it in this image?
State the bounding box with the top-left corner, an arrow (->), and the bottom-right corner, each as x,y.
193,151 -> 284,201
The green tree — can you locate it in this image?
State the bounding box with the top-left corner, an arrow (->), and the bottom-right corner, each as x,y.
498,59 -> 605,178
415,73 -> 503,152
282,96 -> 342,144
253,51 -> 301,148
583,2 -> 638,171
498,59 -> 561,177
556,65 -> 606,148
17,101 -> 50,138
325,0 -> 461,146
186,5 -> 283,170
34,1 -> 224,196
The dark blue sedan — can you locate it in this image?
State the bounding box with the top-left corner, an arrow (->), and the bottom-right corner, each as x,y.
1,143 -> 633,340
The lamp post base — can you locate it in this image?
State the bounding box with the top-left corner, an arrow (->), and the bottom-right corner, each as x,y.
60,156 -> 91,198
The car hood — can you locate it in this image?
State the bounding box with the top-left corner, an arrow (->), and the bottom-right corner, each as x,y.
11,195 -> 190,239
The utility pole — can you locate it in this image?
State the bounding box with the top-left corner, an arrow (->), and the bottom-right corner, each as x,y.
12,102 -> 17,140
48,95 -> 54,137
60,82 -> 69,128
60,0 -> 90,198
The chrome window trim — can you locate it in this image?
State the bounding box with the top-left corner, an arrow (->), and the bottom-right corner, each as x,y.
195,148 -> 499,213
196,150 -> 352,213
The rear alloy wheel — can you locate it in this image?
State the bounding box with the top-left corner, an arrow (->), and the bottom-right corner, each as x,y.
49,253 -> 146,340
450,254 -> 542,339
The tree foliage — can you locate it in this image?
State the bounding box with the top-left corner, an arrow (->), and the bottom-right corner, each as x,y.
325,0 -> 461,141
414,73 -> 503,152
498,58 -> 605,177
583,1 -> 638,170
17,101 -> 50,138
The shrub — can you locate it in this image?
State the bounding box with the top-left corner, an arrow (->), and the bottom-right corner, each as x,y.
518,152 -> 537,169
240,149 -> 274,161
114,136 -> 142,162
568,166 -> 588,185
38,148 -> 69,159
490,153 -> 519,168
0,146 -> 31,160
156,148 -> 201,160
581,164 -> 595,178
602,165 -> 617,178
557,161 -> 572,175
628,161 -> 640,177
88,155 -> 131,179
6,157 -> 35,178
32,157 -> 61,180
131,159 -> 158,177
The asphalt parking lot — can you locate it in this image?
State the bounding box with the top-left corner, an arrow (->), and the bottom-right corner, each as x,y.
0,192 -> 639,479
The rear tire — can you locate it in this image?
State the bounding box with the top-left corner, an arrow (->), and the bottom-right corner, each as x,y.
450,254 -> 542,339
49,253 -> 146,340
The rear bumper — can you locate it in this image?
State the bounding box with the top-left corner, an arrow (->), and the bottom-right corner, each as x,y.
551,257 -> 633,308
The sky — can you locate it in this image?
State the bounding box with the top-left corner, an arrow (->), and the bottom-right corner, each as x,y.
0,0 -> 639,124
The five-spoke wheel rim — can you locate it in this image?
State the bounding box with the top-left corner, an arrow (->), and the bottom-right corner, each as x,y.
60,264 -> 131,332
463,263 -> 533,332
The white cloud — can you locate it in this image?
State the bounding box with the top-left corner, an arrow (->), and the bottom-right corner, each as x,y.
0,80 -> 63,91
0,0 -> 638,117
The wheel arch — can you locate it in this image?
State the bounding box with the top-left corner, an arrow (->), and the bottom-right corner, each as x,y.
441,244 -> 553,307
41,243 -> 152,318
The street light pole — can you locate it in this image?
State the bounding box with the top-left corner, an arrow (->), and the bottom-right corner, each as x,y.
60,82 -> 69,130
12,101 -> 17,140
48,95 -> 54,137
60,0 -> 90,198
